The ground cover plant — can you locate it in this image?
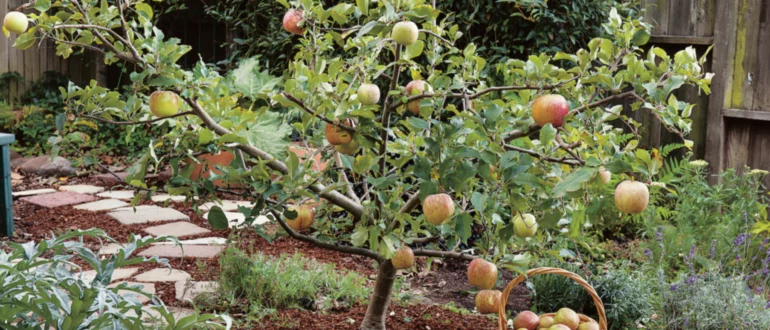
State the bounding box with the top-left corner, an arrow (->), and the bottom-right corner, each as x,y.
4,0 -> 711,329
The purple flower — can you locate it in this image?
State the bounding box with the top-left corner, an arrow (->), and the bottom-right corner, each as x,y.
736,254 -> 741,261
644,248 -> 652,258
656,226 -> 663,242
684,318 -> 689,327
685,274 -> 697,285
670,284 -> 679,291
688,245 -> 696,259
734,233 -> 748,246
766,301 -> 770,309
755,287 -> 763,294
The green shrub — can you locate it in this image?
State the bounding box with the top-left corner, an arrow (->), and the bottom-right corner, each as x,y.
217,248 -> 369,313
0,229 -> 230,329
530,262 -> 655,330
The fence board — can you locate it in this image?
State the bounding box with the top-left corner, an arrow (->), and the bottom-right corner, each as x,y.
644,0 -> 670,35
695,0 -> 716,37
730,0 -> 762,110
668,0 -> 697,36
0,0 -> 8,78
754,1 -> 770,111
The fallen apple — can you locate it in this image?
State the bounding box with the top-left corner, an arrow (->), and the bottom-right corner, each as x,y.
282,9 -> 304,35
3,11 -> 28,35
577,322 -> 599,330
391,246 -> 414,269
467,258 -> 498,289
553,308 -> 580,330
422,193 -> 455,225
405,80 -> 428,115
513,311 -> 540,330
357,83 -> 381,106
285,205 -> 315,231
598,167 -> 611,184
614,180 -> 649,214
513,213 -> 538,238
325,119 -> 354,145
391,21 -> 418,46
474,290 -> 502,314
334,139 -> 360,155
149,91 -> 180,118
532,94 -> 569,128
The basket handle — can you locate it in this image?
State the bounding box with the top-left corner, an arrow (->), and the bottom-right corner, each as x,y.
497,267 -> 607,330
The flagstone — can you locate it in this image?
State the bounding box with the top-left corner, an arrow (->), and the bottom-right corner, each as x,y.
97,190 -> 136,200
108,205 -> 189,225
143,221 -> 210,238
138,245 -> 224,259
74,199 -> 129,211
12,188 -> 56,197
58,184 -> 105,194
20,191 -> 97,208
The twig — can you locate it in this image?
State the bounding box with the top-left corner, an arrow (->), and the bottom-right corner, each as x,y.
503,144 -> 581,165
282,92 -> 356,133
82,111 -> 193,126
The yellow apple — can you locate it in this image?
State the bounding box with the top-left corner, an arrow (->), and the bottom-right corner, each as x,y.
391,246 -> 414,269
285,205 -> 315,231
513,213 -> 538,238
405,80 -> 427,115
3,11 -> 28,35
614,180 -> 649,214
357,83 -> 380,106
422,193 -> 454,225
474,290 -> 502,314
149,91 -> 180,117
391,21 -> 418,46
325,119 -> 354,145
334,139 -> 360,155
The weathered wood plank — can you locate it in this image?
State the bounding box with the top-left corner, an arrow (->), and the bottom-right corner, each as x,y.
648,35 -> 713,45
0,0 -> 9,77
723,108 -> 770,121
643,0 -> 670,35
668,0 -> 697,36
724,118 -> 750,175
695,0 -> 717,37
730,0 -> 762,110
748,120 -> 770,187
705,0 -> 739,184
753,1 -> 770,112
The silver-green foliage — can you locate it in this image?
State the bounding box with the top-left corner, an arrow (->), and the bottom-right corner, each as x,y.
0,229 -> 231,330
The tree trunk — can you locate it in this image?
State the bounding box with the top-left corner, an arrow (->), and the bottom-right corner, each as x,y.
359,260 -> 396,330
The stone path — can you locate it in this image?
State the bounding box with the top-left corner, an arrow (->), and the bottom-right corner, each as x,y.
12,181 -> 266,321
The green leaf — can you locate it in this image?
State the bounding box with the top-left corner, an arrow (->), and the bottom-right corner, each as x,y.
413,156 -> 431,180
470,192 -> 487,212
455,213 -> 473,243
55,113 -> 66,133
568,208 -> 586,238
605,159 -> 633,174
552,168 -> 596,197
135,2 -> 154,20
230,57 -> 281,100
539,209 -> 563,230
351,226 -> 368,246
407,117 -> 430,130
513,173 -> 542,188
245,111 -> 291,157
125,152 -> 149,185
207,206 -> 229,231
404,40 -> 425,60
198,128 -> 214,145
34,0 -> 51,12
539,123 -> 556,145
418,181 -> 437,201
353,154 -> 374,175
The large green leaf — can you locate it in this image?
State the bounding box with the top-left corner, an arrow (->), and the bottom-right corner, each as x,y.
552,168 -> 596,197
230,57 -> 281,100
245,111 -> 292,157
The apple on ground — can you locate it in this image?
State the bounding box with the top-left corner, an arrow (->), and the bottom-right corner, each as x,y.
282,9 -> 304,35
334,139 -> 360,155
539,315 -> 555,328
391,246 -> 414,269
553,308 -> 580,330
531,94 -> 569,128
3,11 -> 28,35
598,167 -> 611,184
285,205 -> 315,231
549,325 -> 572,330
357,83 -> 381,106
405,80 -> 428,115
422,193 -> 455,225
325,119 -> 354,145
614,180 -> 649,214
513,310 -> 540,330
513,213 -> 538,238
577,322 -> 600,330
474,290 -> 501,314
149,91 -> 180,117
467,258 -> 498,289
391,21 -> 418,46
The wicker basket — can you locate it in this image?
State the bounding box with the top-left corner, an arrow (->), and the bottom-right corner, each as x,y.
497,267 -> 607,330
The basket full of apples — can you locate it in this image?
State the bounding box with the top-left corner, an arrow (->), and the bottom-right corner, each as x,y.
497,267 -> 607,330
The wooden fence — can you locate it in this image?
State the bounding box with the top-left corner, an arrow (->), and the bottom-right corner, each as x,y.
0,0 -> 101,101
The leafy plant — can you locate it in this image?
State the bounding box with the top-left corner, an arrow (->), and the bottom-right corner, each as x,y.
0,229 -> 231,329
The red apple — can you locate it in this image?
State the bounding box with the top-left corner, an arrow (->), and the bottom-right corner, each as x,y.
467,258 -> 498,289
553,308 -> 580,330
149,91 -> 180,117
577,322 -> 599,330
405,80 -> 427,115
325,119 -> 353,145
422,193 -> 455,225
357,83 -> 380,106
282,9 -> 304,35
474,290 -> 502,314
614,180 -> 649,214
549,325 -> 572,330
391,246 -> 414,269
285,205 -> 314,231
391,21 -> 418,46
513,311 -> 540,330
334,139 -> 360,155
598,167 -> 611,184
540,315 -> 555,328
3,11 -> 28,35
513,213 -> 538,238
532,94 -> 569,128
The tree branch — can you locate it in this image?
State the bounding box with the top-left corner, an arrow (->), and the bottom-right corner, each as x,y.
70,0 -> 141,64
503,144 -> 581,165
412,248 -> 475,261
398,193 -> 421,214
555,134 -> 585,165
115,0 -> 143,63
269,210 -> 382,261
82,111 -> 193,126
282,92 -> 356,133
419,29 -> 452,46
336,152 -> 360,204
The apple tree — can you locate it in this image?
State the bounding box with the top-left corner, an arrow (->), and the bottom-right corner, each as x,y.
6,0 -> 710,329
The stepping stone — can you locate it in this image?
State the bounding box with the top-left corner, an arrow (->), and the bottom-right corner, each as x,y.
138,245 -> 224,259
20,191 -> 97,208
97,190 -> 136,200
143,221 -> 210,238
175,281 -> 218,301
59,184 -> 105,194
74,199 -> 129,211
153,237 -> 228,245
98,243 -> 124,255
134,268 -> 191,282
202,211 -> 271,228
108,205 -> 189,225
200,200 -> 252,212
78,268 -> 138,283
150,194 -> 188,203
12,188 -> 56,197
108,282 -> 155,304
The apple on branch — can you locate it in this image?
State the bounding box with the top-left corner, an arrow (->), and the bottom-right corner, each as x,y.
282,9 -> 305,35
513,213 -> 538,238
334,139 -> 360,155
614,180 -> 649,214
422,193 -> 454,225
285,205 -> 315,231
532,94 -> 569,128
3,11 -> 28,35
357,83 -> 381,106
405,80 -> 428,115
391,21 -> 418,46
325,119 -> 353,145
391,246 -> 414,269
598,167 -> 611,184
149,91 -> 180,118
